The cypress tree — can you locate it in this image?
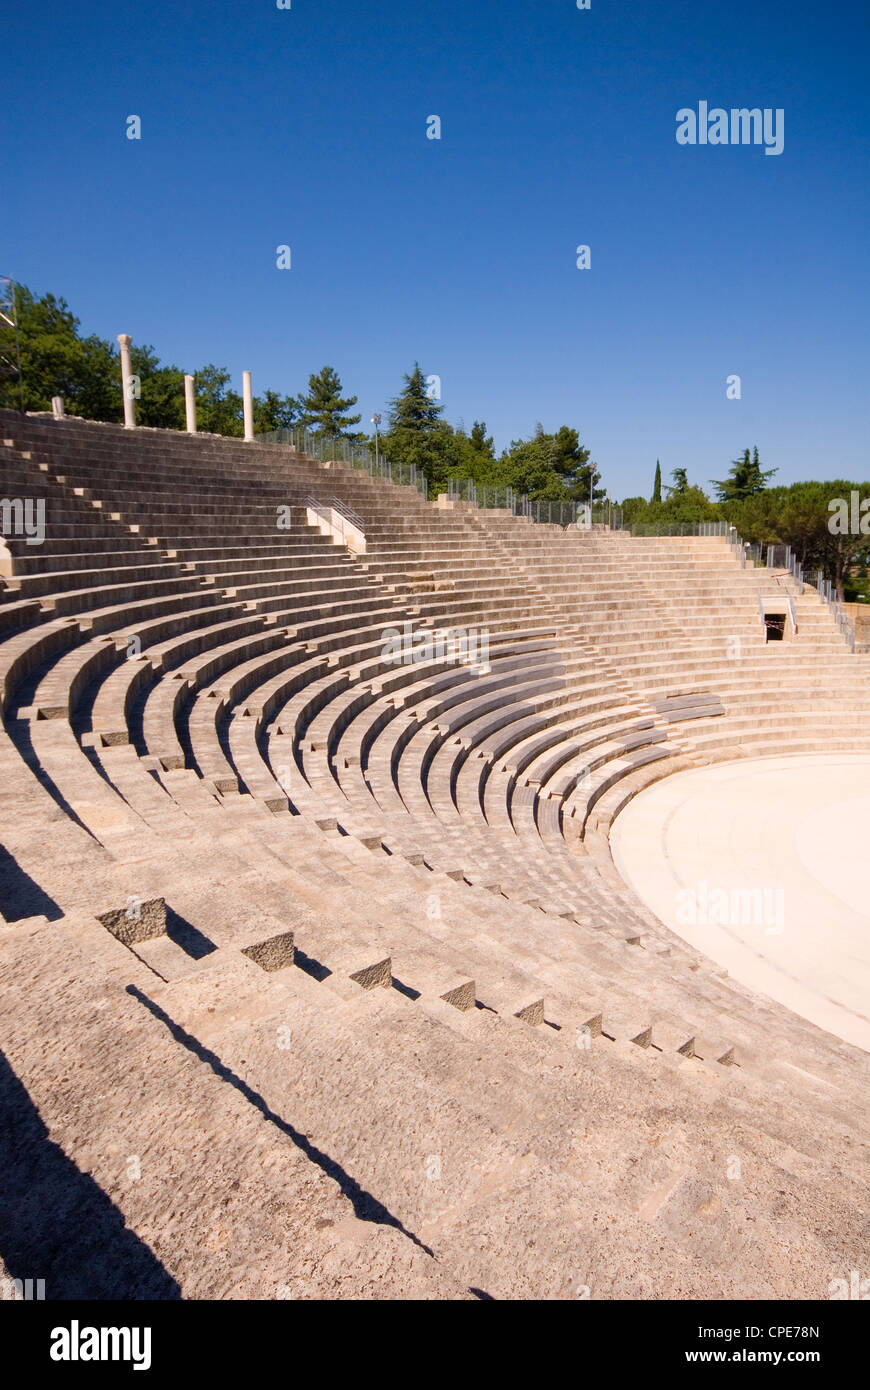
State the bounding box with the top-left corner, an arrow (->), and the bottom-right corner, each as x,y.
652,459 -> 662,503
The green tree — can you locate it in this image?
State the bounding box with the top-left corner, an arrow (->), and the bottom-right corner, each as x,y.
667,467 -> 689,496
652,460 -> 662,503
254,389 -> 303,434
712,447 -> 777,502
724,480 -> 870,598
382,363 -> 450,490
656,484 -> 720,522
0,284 -> 120,419
387,363 -> 443,433
129,344 -> 186,430
300,365 -> 361,437
618,481 -> 721,532
500,424 -> 603,503
194,365 -> 244,437
469,420 -> 495,459
620,496 -> 652,528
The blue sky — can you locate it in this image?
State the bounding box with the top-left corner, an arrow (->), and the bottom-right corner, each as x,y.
3,0 -> 868,498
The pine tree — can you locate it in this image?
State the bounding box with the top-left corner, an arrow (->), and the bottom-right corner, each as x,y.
381,364 -> 452,493
501,424 -> 603,503
712,447 -> 777,502
652,460 -> 662,503
469,420 -> 495,458
388,363 -> 443,432
300,365 -> 361,437
254,389 -> 302,433
668,467 -> 689,495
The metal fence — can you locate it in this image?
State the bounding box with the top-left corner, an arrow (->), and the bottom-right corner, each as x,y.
446,480 -> 520,511
522,499 -> 624,530
255,428 -> 427,496
630,520 -> 735,538
632,526 -> 854,649
445,479 -> 624,529
804,571 -> 856,651
785,550 -> 804,595
738,541 -> 804,593
741,545 -> 856,650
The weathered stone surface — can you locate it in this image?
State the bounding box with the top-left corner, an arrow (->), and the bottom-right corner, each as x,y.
440,980 -> 475,1012
514,999 -> 545,1027
1,412 -> 868,1302
242,931 -> 295,972
96,897 -> 166,945
349,957 -> 392,991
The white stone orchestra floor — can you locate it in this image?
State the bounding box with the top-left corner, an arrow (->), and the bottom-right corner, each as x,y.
611,752 -> 870,1053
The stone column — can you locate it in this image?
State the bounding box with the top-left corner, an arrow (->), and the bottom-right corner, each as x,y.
117,334 -> 136,429
184,374 -> 196,434
242,371 -> 254,442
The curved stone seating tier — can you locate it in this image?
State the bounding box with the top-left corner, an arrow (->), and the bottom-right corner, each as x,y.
3,550 -> 214,619
3,412 -> 870,1298
267,658 -> 673,923
86,596 -> 255,739
420,675 -> 596,819
218,636 -> 545,816
280,633 -> 547,800
329,650 -> 563,804
141,625 -> 295,770
4,556 -> 188,602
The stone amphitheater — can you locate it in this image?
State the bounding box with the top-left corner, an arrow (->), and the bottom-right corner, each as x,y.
1,408 -> 868,1301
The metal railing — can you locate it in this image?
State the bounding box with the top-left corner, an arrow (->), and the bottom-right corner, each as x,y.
303,493 -> 364,532
804,571 -> 856,652
445,479 -> 624,529
765,543 -> 792,569
629,520 -> 731,537
726,526 -> 747,568
520,498 -> 614,528
787,552 -> 804,595
733,539 -> 804,593
255,428 -> 427,496
303,493 -> 366,555
756,542 -> 805,595
446,481 -> 520,511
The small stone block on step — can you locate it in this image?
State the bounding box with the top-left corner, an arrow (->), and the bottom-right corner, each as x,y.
440,980 -> 476,1012
96,897 -> 166,945
242,931 -> 295,972
514,999 -> 545,1027
349,957 -> 392,991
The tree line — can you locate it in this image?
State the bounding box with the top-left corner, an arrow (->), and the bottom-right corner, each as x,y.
0,286 -> 601,506
626,452 -> 870,599
1,285 -> 866,594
